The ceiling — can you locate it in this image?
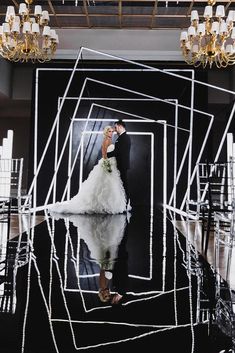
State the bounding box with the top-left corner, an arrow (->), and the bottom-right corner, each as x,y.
1,0 -> 235,31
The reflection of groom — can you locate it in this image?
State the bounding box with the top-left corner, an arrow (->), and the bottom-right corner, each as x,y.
110,219 -> 129,304
107,119 -> 131,210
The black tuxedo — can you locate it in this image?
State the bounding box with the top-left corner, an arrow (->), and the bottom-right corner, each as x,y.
107,131 -> 131,202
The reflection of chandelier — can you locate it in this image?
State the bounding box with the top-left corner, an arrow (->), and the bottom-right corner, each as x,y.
180,0 -> 235,68
0,0 -> 59,63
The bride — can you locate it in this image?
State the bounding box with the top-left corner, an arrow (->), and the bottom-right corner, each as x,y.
49,126 -> 127,214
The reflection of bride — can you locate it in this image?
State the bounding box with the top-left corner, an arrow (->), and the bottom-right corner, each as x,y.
67,213 -> 128,271
49,126 -> 127,215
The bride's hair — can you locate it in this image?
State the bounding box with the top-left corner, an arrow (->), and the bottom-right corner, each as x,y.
103,125 -> 112,137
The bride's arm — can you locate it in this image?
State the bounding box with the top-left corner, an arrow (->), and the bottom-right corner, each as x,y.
102,139 -> 109,159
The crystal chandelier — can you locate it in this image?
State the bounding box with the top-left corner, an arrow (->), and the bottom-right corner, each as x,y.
0,0 -> 59,63
180,0 -> 235,68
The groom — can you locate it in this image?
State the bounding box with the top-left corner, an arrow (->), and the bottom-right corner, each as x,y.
107,119 -> 131,210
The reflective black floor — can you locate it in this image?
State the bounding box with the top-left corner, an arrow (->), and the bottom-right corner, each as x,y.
0,205 -> 234,353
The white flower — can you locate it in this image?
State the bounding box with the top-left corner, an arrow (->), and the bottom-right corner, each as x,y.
102,158 -> 112,173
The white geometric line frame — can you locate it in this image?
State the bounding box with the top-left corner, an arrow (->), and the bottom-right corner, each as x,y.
32,74 -> 206,214
51,90 -> 208,218
81,47 -> 235,96
52,100 -> 170,206
37,91 -> 154,205
31,59 -> 197,211
44,105 -> 158,208
66,108 -> 160,202
47,98 -> 191,217
57,98 -> 183,210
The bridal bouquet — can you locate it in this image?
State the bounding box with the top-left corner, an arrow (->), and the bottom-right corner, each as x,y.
102,158 -> 112,173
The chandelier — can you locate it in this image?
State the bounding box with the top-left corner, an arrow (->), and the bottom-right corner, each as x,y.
0,0 -> 59,63
180,0 -> 235,68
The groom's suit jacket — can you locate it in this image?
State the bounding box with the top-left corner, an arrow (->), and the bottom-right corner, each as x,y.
108,131 -> 131,174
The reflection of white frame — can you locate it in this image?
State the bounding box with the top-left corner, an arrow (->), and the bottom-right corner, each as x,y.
65,213 -> 154,288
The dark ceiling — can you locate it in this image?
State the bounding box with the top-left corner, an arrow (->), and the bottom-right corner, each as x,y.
1,0 -> 235,30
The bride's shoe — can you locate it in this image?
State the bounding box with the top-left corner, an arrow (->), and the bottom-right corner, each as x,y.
111,293 -> 123,305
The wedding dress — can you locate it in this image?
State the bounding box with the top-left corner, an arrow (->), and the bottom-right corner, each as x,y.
49,144 -> 127,214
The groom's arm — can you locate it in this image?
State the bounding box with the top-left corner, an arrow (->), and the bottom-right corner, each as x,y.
107,142 -> 119,158
107,149 -> 116,158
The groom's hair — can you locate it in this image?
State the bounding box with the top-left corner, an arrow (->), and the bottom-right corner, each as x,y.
115,119 -> 126,128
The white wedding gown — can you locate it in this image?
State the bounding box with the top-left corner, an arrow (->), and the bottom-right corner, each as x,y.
49,144 -> 127,214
